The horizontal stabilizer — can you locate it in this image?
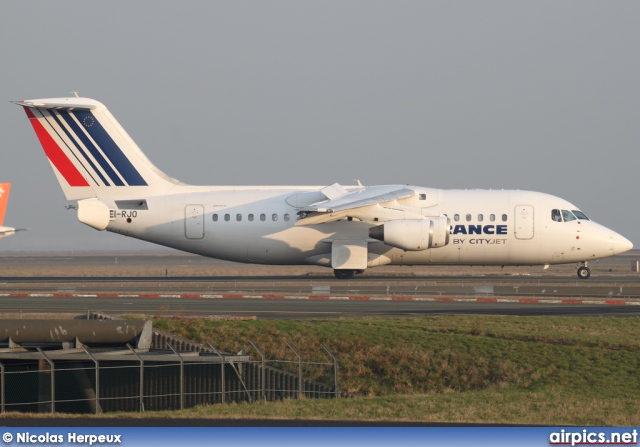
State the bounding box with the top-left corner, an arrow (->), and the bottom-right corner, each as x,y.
11,100 -> 96,111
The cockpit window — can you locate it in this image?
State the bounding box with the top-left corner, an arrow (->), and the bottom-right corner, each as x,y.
552,209 -> 586,222
572,210 -> 589,220
562,210 -> 577,222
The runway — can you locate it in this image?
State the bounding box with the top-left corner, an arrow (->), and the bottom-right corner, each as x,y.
2,295 -> 640,319
1,252 -> 640,319
2,275 -> 640,300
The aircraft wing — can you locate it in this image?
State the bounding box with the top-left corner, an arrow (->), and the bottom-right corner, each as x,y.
296,185 -> 415,225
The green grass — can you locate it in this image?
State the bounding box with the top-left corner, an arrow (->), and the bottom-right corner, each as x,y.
153,315 -> 640,398
4,315 -> 640,424
141,315 -> 640,424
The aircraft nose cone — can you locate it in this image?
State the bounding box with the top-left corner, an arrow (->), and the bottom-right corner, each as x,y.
613,234 -> 633,255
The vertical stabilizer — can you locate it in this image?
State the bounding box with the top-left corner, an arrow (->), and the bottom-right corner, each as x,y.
14,98 -> 182,201
0,183 -> 10,226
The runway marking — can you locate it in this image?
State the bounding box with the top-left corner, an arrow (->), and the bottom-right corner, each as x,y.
1,293 -> 639,306
138,293 -> 160,298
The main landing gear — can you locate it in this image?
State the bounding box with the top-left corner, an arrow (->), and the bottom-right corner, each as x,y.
577,262 -> 591,280
333,269 -> 364,280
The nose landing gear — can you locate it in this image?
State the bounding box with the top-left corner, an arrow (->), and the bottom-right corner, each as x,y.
577,262 -> 591,280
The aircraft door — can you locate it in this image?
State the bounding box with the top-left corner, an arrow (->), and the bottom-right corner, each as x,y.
185,205 -> 205,239
514,205 -> 534,240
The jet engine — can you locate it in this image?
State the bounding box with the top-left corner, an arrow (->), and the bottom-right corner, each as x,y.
368,217 -> 450,251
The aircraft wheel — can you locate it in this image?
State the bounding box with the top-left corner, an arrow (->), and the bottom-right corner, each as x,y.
334,269 -> 355,280
577,266 -> 591,280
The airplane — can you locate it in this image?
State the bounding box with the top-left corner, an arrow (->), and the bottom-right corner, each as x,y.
0,183 -> 25,239
13,96 -> 633,279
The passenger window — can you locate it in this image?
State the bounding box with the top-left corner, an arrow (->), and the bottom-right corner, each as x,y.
562,210 -> 577,222
419,194 -> 426,200
260,214 -> 266,221
572,210 -> 589,220
284,213 -> 290,221
224,214 -> 230,222
272,214 -> 278,221
466,214 -> 471,222
236,214 -> 242,221
454,214 -> 460,222
490,214 -> 495,222
501,214 -> 507,222
551,209 -> 562,222
478,214 -> 483,222
248,214 -> 254,222
212,214 -> 218,222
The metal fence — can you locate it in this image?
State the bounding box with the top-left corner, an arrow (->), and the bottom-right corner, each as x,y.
0,341 -> 339,414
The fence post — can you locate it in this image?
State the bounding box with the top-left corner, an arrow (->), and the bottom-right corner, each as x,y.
0,361 -> 4,414
167,343 -> 184,410
248,340 -> 265,401
82,346 -> 101,414
321,344 -> 339,398
285,342 -> 303,399
127,344 -> 144,412
208,343 -> 225,404
36,348 -> 55,414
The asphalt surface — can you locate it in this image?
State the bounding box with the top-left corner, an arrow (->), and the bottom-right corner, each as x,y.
2,296 -> 639,319
2,252 -> 640,318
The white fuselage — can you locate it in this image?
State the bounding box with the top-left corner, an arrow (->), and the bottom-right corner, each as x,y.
100,185 -> 629,268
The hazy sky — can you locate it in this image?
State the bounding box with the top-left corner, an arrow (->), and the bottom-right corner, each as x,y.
1,1 -> 639,252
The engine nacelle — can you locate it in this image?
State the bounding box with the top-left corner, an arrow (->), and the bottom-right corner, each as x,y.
369,217 -> 450,251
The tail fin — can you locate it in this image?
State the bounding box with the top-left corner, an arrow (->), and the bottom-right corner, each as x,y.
14,97 -> 181,201
0,183 -> 11,226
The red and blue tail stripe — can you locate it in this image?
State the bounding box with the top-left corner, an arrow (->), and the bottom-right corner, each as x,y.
71,110 -> 147,186
47,109 -> 107,186
24,107 -> 89,187
24,107 -> 147,187
56,109 -> 124,186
